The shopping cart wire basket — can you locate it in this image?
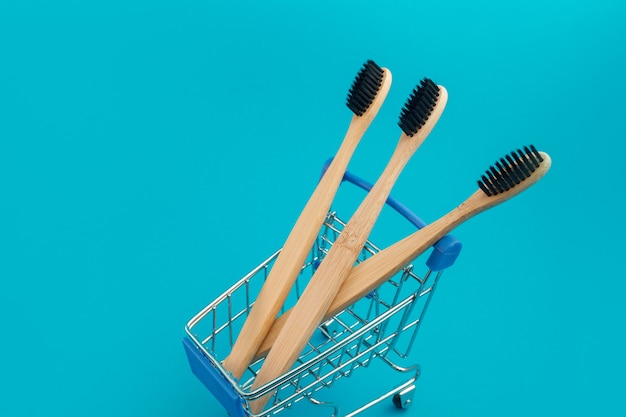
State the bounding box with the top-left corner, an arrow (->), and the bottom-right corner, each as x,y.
183,160 -> 462,417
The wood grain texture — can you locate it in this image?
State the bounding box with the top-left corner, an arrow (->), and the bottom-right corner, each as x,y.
221,69 -> 392,380
248,87 -> 449,413
249,152 -> 551,364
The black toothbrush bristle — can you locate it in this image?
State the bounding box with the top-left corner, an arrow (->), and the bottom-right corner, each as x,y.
346,60 -> 384,116
477,145 -> 544,196
398,78 -> 440,136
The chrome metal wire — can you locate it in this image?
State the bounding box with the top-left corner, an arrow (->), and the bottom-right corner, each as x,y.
184,212 -> 446,417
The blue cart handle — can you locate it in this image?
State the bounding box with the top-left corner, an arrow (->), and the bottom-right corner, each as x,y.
321,158 -> 462,271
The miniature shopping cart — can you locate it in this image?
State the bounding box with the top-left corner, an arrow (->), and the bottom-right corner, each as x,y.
183,161 -> 462,417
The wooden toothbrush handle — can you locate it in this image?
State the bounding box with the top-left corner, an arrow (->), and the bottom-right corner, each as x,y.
221,122 -> 364,379
223,69 -> 392,380
251,150 -> 552,362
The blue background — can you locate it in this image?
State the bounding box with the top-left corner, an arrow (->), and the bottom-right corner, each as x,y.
1,1 -> 625,416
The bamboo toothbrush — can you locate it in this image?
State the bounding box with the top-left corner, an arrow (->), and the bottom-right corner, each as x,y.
250,145 -> 551,361
248,78 -> 448,413
222,60 -> 391,380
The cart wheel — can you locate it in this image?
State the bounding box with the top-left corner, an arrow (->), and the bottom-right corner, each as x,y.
392,384 -> 415,409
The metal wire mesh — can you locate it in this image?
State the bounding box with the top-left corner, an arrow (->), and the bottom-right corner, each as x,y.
185,212 -> 445,416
